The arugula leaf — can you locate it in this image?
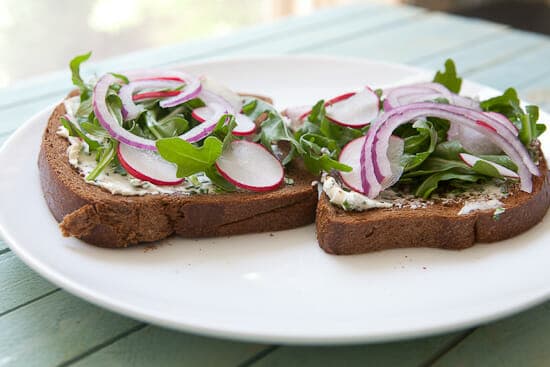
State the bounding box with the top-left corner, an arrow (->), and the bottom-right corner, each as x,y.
156,136 -> 222,177
402,157 -> 471,178
86,140 -> 117,181
480,88 -> 546,146
433,59 -> 462,94
204,165 -> 236,192
243,98 -> 303,164
60,116 -> 101,151
478,154 -> 517,171
470,160 -> 502,178
69,51 -> 92,97
400,120 -> 438,171
415,171 -> 481,198
110,72 -> 129,84
302,153 -> 352,175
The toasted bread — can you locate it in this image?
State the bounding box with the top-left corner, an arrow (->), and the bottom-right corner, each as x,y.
39,96 -> 318,248
316,155 -> 550,255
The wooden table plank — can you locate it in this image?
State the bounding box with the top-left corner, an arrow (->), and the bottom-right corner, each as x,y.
466,43 -> 550,90
0,252 -> 57,315
247,331 -> 468,367
520,73 -> 550,111
70,326 -> 268,367
298,13 -> 505,62
432,302 -> 550,367
222,5 -> 423,56
0,291 -> 141,367
413,30 -> 548,74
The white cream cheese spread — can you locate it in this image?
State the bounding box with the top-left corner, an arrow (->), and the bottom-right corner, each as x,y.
322,175 -> 392,211
458,199 -> 504,215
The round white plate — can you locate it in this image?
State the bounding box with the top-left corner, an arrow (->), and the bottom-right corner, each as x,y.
0,56 -> 549,345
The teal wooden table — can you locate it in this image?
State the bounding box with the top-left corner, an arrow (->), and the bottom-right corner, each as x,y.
1,3 -> 550,366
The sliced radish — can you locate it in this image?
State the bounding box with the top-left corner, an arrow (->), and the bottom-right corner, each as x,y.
325,87 -> 379,128
191,106 -> 215,123
192,107 -> 255,136
215,141 -> 284,192
339,135 -> 402,192
117,143 -> 184,186
132,90 -> 181,102
233,114 -> 256,136
339,136 -> 367,192
282,105 -> 311,131
448,123 -> 502,155
459,153 -> 519,178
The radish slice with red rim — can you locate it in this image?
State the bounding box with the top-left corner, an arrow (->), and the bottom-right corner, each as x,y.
339,136 -> 367,192
215,140 -> 284,192
325,87 -> 379,128
233,114 -> 256,136
339,136 -> 403,192
459,153 -> 519,178
117,142 -> 184,186
447,124 -> 503,155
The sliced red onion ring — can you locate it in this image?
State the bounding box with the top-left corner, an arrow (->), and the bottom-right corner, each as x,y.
360,103 -> 539,198
159,72 -> 202,108
179,90 -> 234,143
325,87 -> 379,128
484,112 -> 518,135
119,79 -> 182,121
384,82 -> 480,111
340,135 -> 402,192
191,105 -> 254,136
447,124 -> 502,155
446,112 -> 518,155
459,153 -> 519,178
94,74 -> 158,150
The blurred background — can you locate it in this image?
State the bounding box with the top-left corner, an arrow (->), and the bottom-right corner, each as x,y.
0,0 -> 548,88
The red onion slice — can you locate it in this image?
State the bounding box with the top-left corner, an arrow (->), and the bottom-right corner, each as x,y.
384,82 -> 480,111
179,90 -> 234,143
340,135 -> 402,192
361,102 -> 539,198
119,79 -> 183,121
94,74 -> 158,150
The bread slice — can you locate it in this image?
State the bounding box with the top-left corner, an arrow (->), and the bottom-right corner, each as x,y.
316,156 -> 550,255
39,96 -> 318,248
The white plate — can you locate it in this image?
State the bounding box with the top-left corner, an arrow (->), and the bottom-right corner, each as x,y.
0,56 -> 549,345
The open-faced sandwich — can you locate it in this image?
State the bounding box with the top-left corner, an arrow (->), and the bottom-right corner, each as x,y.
39,53 -> 318,247
283,60 -> 549,254
40,54 -> 549,254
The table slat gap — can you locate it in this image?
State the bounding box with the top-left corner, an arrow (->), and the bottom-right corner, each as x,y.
58,324 -> 148,367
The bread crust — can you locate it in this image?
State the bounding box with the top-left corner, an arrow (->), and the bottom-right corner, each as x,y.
316,157 -> 550,255
39,97 -> 317,248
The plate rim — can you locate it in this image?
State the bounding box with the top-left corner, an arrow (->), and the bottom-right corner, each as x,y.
1,55 -> 549,345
